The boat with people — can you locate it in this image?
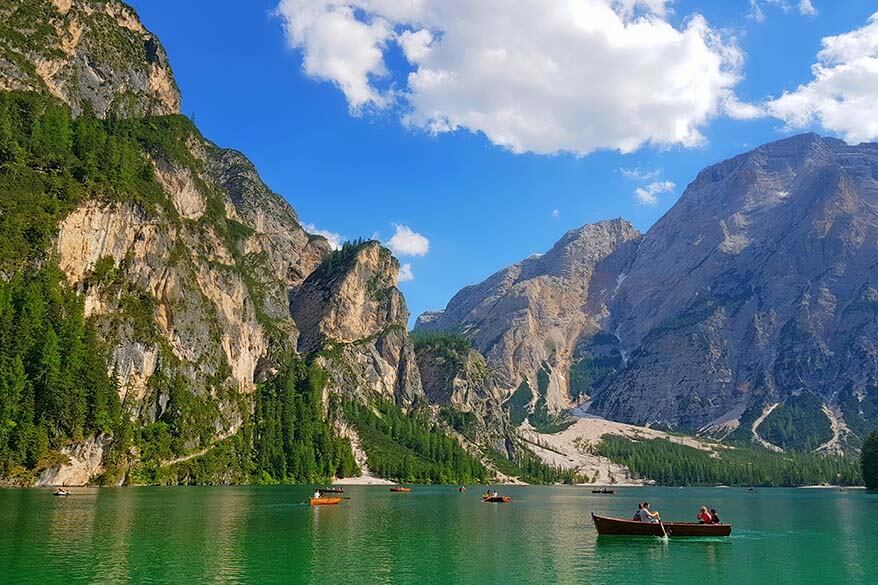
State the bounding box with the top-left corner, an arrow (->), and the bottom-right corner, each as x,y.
592,488 -> 615,494
389,486 -> 411,493
309,496 -> 342,506
591,513 -> 732,537
320,487 -> 344,494
52,489 -> 70,497
482,494 -> 510,503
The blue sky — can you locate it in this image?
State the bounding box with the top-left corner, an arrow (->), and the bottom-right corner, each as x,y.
129,0 -> 878,324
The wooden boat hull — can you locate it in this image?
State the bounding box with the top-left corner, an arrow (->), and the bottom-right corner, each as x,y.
390,487 -> 411,492
591,514 -> 731,537
592,489 -> 615,494
309,497 -> 341,506
482,496 -> 511,503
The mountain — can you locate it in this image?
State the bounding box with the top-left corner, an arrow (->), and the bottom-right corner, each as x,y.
0,0 -> 500,487
416,220 -> 641,426
419,134 -> 878,453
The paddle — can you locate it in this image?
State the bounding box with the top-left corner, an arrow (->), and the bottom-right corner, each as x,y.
657,516 -> 669,540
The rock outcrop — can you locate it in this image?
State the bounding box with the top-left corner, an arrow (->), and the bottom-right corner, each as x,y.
0,0 -> 180,118
293,242 -> 423,407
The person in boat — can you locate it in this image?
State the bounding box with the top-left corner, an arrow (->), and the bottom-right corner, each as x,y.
710,508 -> 721,524
638,502 -> 660,523
697,506 -> 713,524
633,503 -> 643,521
312,489 -> 322,499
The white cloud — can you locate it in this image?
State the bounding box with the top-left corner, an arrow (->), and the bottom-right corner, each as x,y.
386,224 -> 430,256
303,222 -> 345,250
765,12 -> 878,144
398,262 -> 414,282
551,209 -> 560,219
620,167 -> 662,181
634,180 -> 674,205
277,0 -> 744,156
799,0 -> 817,17
723,95 -> 765,120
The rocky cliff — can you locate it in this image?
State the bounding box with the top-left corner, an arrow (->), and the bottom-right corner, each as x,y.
420,136 -> 878,453
0,0 -> 180,118
416,220 -> 641,423
292,241 -> 423,407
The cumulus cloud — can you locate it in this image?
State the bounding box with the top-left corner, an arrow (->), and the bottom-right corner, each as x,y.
634,180 -> 675,205
398,262 -> 414,282
765,12 -> 878,144
551,209 -> 560,219
386,224 -> 430,256
276,0 -> 744,156
303,222 -> 345,250
620,167 -> 662,181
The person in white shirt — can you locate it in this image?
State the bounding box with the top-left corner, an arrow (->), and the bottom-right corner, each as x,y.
638,502 -> 660,523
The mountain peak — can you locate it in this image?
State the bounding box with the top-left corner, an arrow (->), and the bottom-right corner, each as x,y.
0,0 -> 180,118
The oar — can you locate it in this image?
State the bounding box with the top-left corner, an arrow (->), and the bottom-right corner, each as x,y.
658,517 -> 669,540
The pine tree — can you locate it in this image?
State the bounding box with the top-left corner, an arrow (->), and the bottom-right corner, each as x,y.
862,431 -> 878,490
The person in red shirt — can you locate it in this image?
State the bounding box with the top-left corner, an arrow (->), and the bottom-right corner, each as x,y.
697,506 -> 713,524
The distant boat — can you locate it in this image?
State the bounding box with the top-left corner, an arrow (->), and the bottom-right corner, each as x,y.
390,487 -> 412,493
309,496 -> 341,506
592,488 -> 615,494
458,486 -> 466,493
320,487 -> 344,494
52,489 -> 70,497
482,495 -> 510,503
591,513 -> 732,537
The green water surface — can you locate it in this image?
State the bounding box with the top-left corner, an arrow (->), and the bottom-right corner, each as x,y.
1,485 -> 875,584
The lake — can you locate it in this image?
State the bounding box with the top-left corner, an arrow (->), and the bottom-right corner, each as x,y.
1,486 -> 875,584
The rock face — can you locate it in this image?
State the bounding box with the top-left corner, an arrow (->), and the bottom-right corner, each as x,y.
0,0 -> 180,118
420,135 -> 878,451
293,242 -> 423,407
591,134 -> 878,450
416,220 -> 642,416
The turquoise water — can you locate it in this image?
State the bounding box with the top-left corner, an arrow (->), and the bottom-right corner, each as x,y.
1,485 -> 875,584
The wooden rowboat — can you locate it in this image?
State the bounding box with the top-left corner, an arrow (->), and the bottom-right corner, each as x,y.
482,495 -> 511,503
592,488 -> 615,494
309,497 -> 342,506
320,487 -> 344,494
390,487 -> 411,492
591,513 -> 731,537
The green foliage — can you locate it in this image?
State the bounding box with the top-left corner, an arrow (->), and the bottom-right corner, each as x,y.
0,91 -> 189,271
252,359 -> 358,483
528,397 -> 575,434
757,393 -> 833,451
595,436 -> 862,487
0,265 -> 119,476
439,406 -> 478,439
504,380 -> 532,426
316,238 -> 372,275
863,431 -> 878,490
411,331 -> 472,369
344,398 -> 486,484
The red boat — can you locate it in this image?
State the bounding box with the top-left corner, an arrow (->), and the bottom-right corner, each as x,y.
591,513 -> 731,537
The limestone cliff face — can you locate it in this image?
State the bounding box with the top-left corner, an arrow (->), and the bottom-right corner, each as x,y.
416,220 -> 642,416
292,242 -> 423,407
590,134 -> 878,449
0,0 -> 180,118
55,132 -> 333,434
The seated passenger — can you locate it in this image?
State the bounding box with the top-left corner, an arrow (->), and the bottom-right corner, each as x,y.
710,508 -> 721,524
697,506 -> 713,524
633,503 -> 643,521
